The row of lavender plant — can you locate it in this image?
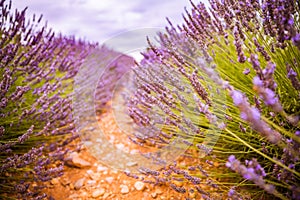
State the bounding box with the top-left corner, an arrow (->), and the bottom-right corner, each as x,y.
127,0 -> 300,199
0,1 -> 99,199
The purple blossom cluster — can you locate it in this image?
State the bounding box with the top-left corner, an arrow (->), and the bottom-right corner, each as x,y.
229,89 -> 283,144
226,155 -> 277,196
125,0 -> 300,199
0,1 -> 98,198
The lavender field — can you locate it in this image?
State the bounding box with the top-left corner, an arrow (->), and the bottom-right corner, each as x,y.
1,0 -> 300,199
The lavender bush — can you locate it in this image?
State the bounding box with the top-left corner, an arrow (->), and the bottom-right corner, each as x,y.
0,1 -> 97,198
128,0 -> 300,199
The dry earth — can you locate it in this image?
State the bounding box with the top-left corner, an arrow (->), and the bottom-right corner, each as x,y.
43,98 -> 222,200
43,111 -> 197,200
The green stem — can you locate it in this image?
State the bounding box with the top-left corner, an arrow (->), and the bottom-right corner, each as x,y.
212,150 -> 254,154
224,128 -> 300,177
262,116 -> 300,144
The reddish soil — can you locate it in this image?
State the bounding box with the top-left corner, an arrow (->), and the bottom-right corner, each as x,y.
43,101 -> 222,200
43,110 -> 194,200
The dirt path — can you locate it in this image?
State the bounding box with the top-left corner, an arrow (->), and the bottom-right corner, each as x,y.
43,110 -> 194,200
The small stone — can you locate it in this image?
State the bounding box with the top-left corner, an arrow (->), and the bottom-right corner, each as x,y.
130,149 -> 139,154
83,141 -> 93,147
48,185 -> 54,189
72,157 -> 91,168
69,183 -> 74,190
134,181 -> 145,191
173,180 -> 183,187
87,127 -> 95,131
97,165 -> 108,172
86,170 -> 98,180
74,178 -> 85,190
120,185 -> 129,194
65,152 -> 91,168
92,188 -> 105,198
60,177 -> 71,186
155,189 -> 163,194
69,194 -> 79,199
81,191 -> 88,196
116,143 -> 125,150
151,192 -> 157,198
87,180 -> 96,186
126,161 -> 137,167
50,178 -> 59,185
105,177 -> 114,184
189,191 -> 196,198
103,193 -> 110,199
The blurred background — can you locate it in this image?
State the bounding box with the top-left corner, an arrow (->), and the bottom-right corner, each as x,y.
12,0 -> 209,44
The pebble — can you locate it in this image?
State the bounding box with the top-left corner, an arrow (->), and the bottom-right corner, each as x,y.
87,180 -> 96,186
50,178 -> 59,185
173,180 -> 183,187
74,178 -> 85,190
120,185 -> 129,194
130,149 -> 139,154
69,194 -> 79,199
60,177 -> 71,186
92,188 -> 105,198
65,152 -> 91,168
155,189 -> 163,194
87,127 -> 95,131
116,143 -> 125,150
189,189 -> 196,198
105,177 -> 114,184
69,183 -> 74,190
81,191 -> 88,196
151,192 -> 157,198
86,170 -> 98,180
97,165 -> 108,172
134,181 -> 145,191
126,161 -> 137,167
103,193 -> 110,199
83,141 -> 93,147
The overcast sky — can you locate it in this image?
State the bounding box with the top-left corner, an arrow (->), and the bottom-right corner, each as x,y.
12,0 -> 208,59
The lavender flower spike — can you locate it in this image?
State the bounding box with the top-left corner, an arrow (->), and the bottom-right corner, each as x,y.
253,76 -> 283,113
229,89 -> 282,144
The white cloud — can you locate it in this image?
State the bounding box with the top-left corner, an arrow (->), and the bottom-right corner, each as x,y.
12,0 -> 207,49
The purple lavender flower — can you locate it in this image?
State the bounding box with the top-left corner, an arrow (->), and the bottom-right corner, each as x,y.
230,90 -> 244,106
0,1 -> 97,198
253,76 -> 263,87
243,68 -> 250,75
229,155 -> 235,161
253,76 -> 283,113
226,156 -> 277,196
292,34 -> 300,49
170,183 -> 186,193
286,66 -> 300,91
126,0 -> 300,199
228,188 -> 235,197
